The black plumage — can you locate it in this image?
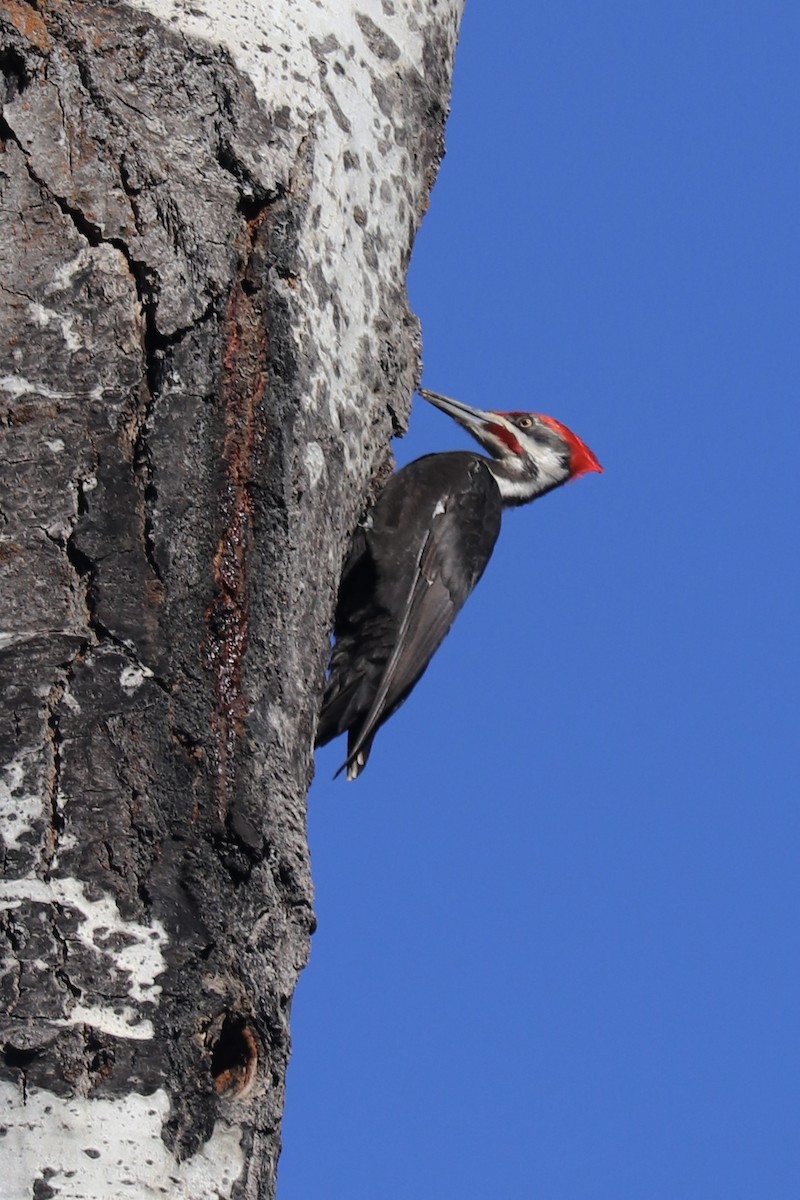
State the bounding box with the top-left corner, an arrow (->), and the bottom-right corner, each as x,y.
316,452 -> 501,778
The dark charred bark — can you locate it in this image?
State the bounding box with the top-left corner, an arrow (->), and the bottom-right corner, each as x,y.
0,2 -> 461,1194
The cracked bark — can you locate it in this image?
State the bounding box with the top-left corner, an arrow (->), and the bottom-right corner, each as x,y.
0,2 -> 462,1196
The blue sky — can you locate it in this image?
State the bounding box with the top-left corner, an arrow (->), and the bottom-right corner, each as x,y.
281,4 -> 799,1196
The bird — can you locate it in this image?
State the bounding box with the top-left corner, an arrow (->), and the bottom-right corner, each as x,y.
316,387 -> 602,779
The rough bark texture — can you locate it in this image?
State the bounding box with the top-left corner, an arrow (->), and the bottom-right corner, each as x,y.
0,1 -> 462,1195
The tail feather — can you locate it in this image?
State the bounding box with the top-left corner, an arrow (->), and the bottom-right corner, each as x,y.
315,625 -> 390,777
317,675 -> 377,780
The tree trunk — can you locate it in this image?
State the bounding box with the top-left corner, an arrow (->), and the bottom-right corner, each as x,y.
0,2 -> 462,1194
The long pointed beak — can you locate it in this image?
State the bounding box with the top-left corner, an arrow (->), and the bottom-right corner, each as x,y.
418,388 -> 494,430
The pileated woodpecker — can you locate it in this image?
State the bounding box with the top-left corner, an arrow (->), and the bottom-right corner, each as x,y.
316,388 -> 602,778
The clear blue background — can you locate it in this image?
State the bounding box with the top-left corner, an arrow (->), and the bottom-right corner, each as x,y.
281,4 -> 799,1196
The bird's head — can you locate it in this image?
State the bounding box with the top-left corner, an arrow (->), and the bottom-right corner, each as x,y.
419,388 -> 602,505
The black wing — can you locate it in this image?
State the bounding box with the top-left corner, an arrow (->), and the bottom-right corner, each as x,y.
322,452 -> 502,778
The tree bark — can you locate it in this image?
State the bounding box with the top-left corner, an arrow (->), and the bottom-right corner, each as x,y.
0,1 -> 462,1194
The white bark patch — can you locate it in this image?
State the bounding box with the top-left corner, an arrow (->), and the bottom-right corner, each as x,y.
0,1084 -> 244,1199
28,300 -> 81,351
266,702 -> 293,750
120,663 -> 155,692
0,630 -> 83,653
0,373 -> 104,402
0,753 -> 43,851
304,441 -> 326,488
50,245 -> 118,294
0,373 -> 67,400
0,878 -> 168,1039
61,689 -> 82,714
123,0 -> 423,109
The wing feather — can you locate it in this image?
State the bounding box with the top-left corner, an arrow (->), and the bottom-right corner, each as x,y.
337,456 -> 501,777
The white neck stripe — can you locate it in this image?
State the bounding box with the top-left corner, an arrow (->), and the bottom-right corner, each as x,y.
486,443 -> 568,505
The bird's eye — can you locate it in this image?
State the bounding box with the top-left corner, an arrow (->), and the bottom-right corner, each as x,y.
517,416 -> 533,429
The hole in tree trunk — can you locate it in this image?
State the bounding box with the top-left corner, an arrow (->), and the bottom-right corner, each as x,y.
3,1042 -> 41,1068
209,1013 -> 258,1097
